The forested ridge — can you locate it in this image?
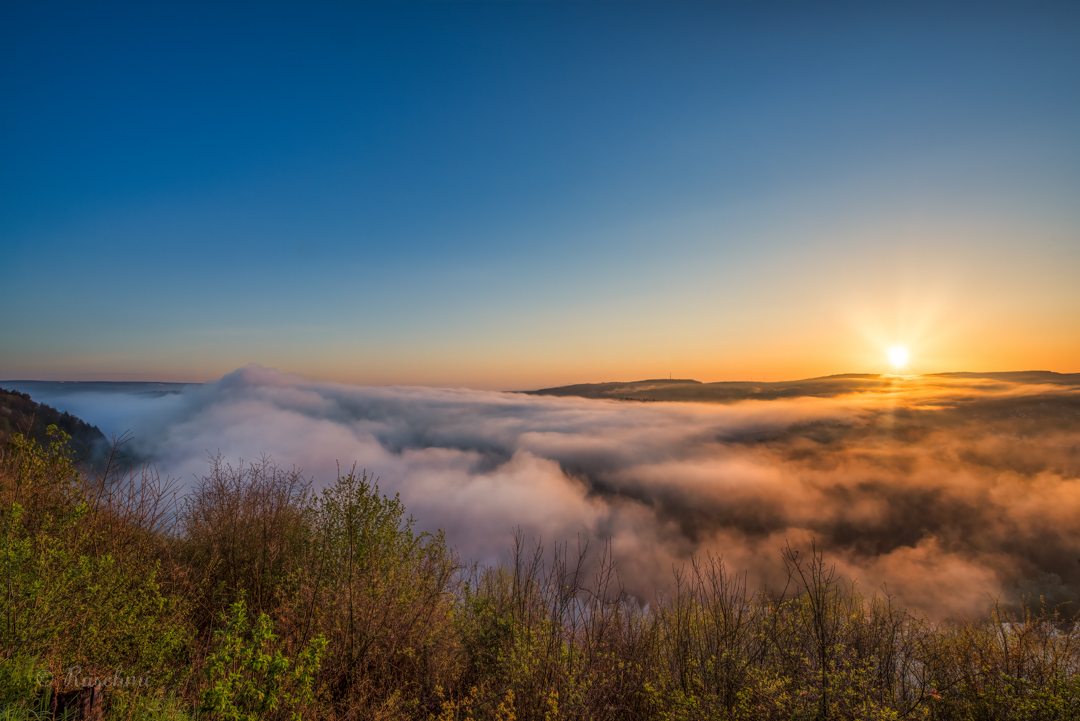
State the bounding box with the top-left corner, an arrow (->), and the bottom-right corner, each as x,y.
0,387 -> 108,463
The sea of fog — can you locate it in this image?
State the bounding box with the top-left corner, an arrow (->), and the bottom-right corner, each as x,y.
5,366 -> 1080,619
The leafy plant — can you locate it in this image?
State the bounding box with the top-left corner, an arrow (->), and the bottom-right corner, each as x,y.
5,427 -> 1080,721
199,598 -> 325,721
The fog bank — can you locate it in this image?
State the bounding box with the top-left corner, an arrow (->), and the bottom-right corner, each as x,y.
7,367 -> 1080,619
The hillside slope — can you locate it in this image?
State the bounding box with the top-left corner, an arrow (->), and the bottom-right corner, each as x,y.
0,386 -> 109,463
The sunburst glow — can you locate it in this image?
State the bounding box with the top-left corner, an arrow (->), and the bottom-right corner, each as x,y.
888,346 -> 910,369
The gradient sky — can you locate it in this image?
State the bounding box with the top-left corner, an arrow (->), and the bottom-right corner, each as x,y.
2,1 -> 1078,389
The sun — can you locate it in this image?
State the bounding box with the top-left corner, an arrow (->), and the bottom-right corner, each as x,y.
888,346 -> 909,370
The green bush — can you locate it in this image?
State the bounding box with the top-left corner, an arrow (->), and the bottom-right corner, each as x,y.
293,468 -> 459,716
4,429 -> 1080,721
198,598 -> 325,721
0,428 -> 188,682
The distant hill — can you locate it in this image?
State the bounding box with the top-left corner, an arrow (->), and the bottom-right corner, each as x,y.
0,379 -> 192,400
928,371 -> 1080,385
524,371 -> 1080,403
0,386 -> 109,464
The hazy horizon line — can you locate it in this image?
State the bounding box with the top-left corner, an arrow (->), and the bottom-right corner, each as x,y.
3,366 -> 1079,393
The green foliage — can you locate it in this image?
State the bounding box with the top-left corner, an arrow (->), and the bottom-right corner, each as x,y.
932,673 -> 1080,721
0,656 -> 78,720
199,598 -> 325,721
4,428 -> 1080,721
113,691 -> 192,721
0,388 -> 108,465
295,468 -> 458,714
0,656 -> 52,715
1,427 -> 188,678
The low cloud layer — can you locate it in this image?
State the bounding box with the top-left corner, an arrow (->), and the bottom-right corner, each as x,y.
10,367 -> 1080,619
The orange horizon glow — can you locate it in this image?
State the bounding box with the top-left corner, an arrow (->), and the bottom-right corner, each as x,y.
2,278 -> 1077,389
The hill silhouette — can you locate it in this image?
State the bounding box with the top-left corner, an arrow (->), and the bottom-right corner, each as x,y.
525,370 -> 1080,403
0,386 -> 109,464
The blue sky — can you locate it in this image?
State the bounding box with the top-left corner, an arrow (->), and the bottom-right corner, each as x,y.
2,2 -> 1078,387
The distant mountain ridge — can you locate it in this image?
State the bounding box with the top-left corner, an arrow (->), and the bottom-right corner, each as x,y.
524,371 -> 1080,403
0,380 -> 194,400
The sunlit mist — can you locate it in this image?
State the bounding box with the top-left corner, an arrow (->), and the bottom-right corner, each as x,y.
9,366 -> 1080,619
889,346 -> 910,370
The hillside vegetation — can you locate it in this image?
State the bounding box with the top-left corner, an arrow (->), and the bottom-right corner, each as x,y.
1,427 -> 1079,720
0,387 -> 108,463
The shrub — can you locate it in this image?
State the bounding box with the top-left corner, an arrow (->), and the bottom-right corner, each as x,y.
178,455 -> 313,629
0,428 -> 188,683
293,468 -> 459,716
198,598 -> 325,721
